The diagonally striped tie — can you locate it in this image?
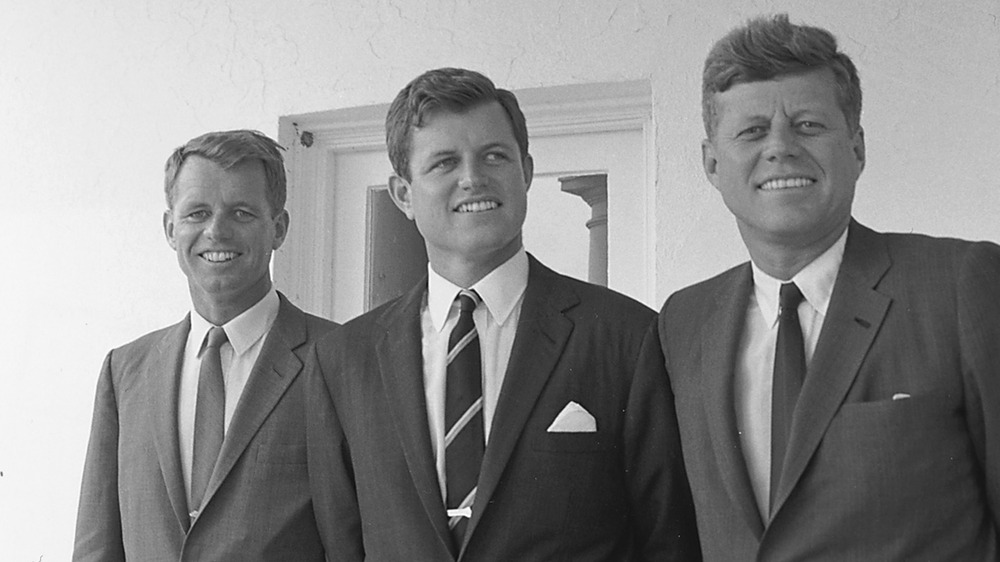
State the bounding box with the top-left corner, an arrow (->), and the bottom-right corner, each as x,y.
445,290 -> 484,553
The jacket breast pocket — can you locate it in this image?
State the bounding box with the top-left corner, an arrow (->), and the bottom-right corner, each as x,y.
530,431 -> 612,452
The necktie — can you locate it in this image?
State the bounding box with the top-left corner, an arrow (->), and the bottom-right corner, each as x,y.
191,326 -> 228,515
769,282 -> 805,515
444,290 -> 484,553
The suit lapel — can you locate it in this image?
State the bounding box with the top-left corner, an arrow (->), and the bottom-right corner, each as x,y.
463,258 -> 575,549
375,279 -> 455,551
698,264 -> 766,537
773,222 -> 891,514
151,316 -> 193,532
201,296 -> 307,507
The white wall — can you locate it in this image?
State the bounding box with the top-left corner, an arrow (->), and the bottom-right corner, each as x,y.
1,0 -> 996,558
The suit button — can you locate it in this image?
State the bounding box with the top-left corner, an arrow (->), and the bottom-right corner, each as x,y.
189,510 -> 199,519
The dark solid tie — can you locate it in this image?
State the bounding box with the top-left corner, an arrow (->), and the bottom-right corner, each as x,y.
191,326 -> 228,515
769,282 -> 805,515
444,290 -> 484,553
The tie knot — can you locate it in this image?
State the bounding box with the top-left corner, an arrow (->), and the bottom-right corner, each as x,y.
779,283 -> 804,314
205,326 -> 228,349
456,290 -> 480,313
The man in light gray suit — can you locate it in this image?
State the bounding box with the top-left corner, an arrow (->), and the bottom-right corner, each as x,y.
74,130 -> 337,561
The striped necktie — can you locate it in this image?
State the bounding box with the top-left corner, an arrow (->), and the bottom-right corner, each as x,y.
191,325 -> 228,517
444,290 -> 484,553
770,282 -> 805,515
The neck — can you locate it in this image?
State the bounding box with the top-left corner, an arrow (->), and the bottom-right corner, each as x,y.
428,244 -> 520,289
741,223 -> 848,281
191,278 -> 271,326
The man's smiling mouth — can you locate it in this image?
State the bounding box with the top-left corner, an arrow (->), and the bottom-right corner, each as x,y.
455,200 -> 500,213
758,177 -> 815,191
200,251 -> 240,263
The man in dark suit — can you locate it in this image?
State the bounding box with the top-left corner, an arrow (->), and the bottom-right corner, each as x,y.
306,67 -> 700,561
658,14 -> 1000,560
74,130 -> 337,561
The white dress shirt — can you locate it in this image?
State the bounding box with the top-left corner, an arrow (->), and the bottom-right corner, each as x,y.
178,287 -> 279,505
735,229 -> 847,519
422,248 -> 528,502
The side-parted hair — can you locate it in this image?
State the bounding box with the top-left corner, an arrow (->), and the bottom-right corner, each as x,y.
164,129 -> 287,215
702,13 -> 862,138
385,67 -> 529,181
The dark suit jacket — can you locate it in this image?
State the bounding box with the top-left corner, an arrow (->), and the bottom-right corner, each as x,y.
74,293 -> 338,561
307,256 -> 700,561
659,220 -> 1000,561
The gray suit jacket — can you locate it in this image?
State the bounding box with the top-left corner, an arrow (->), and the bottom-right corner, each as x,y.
307,255 -> 700,561
659,221 -> 1000,561
74,293 -> 338,561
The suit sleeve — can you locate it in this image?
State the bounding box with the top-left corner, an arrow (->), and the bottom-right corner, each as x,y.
624,320 -> 702,561
958,241 -> 1000,535
305,340 -> 365,562
72,351 -> 126,562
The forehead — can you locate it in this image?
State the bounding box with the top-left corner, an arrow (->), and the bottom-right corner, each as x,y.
173,156 -> 268,204
714,69 -> 844,126
410,102 -> 517,156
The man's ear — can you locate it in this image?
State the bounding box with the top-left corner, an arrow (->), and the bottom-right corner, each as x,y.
853,126 -> 866,174
702,139 -> 721,191
163,210 -> 178,250
387,175 -> 415,220
522,153 -> 534,192
271,209 -> 290,250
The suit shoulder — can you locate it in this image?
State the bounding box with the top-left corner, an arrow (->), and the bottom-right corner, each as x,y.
111,323 -> 179,359
537,267 -> 656,334
876,230 -> 1000,277
662,263 -> 747,314
302,310 -> 339,336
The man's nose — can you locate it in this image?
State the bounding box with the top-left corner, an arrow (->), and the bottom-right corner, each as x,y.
763,125 -> 800,161
457,160 -> 486,190
204,214 -> 233,239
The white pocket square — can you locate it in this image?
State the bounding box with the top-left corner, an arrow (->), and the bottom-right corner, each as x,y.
546,401 -> 597,433
892,393 -> 911,401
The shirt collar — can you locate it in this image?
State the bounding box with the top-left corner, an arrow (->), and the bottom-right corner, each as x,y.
190,287 -> 280,355
427,248 -> 529,332
751,228 -> 848,327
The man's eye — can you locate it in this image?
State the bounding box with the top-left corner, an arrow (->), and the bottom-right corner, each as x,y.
484,151 -> 509,163
235,209 -> 255,220
431,158 -> 456,171
737,126 -> 766,138
187,210 -> 210,220
797,121 -> 825,131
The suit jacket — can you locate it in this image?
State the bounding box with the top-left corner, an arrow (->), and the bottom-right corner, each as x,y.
659,220 -> 1000,561
74,293 -> 338,561
307,255 -> 700,561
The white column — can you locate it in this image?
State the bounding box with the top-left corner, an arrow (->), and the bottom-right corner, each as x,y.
559,174 -> 608,286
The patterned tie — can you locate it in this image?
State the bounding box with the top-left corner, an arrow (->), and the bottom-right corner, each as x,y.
191,326 -> 228,515
770,283 -> 805,515
445,290 -> 484,552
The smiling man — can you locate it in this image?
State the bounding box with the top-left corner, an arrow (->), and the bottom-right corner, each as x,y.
657,14 -> 1000,560
74,130 -> 337,561
305,67 -> 700,561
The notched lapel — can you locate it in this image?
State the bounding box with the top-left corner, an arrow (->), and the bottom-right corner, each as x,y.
775,222 -> 891,514
202,298 -> 308,509
151,316 -> 192,532
375,281 -> 455,550
465,259 -> 575,546
698,265 -> 765,537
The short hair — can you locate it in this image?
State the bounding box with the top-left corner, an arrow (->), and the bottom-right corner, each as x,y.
163,129 -> 287,215
385,67 -> 529,181
702,13 -> 862,138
